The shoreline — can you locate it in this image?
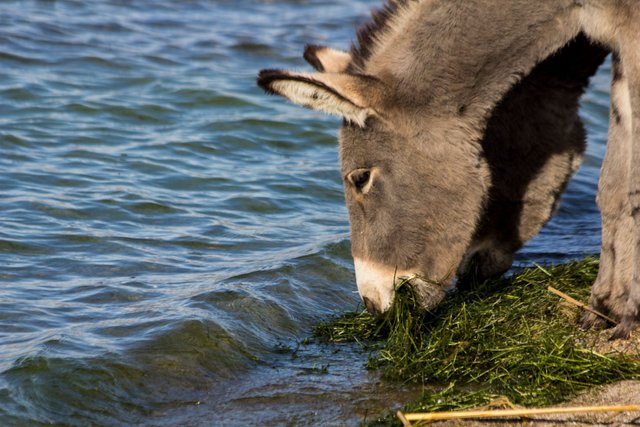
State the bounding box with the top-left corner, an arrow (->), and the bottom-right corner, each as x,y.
313,258 -> 640,426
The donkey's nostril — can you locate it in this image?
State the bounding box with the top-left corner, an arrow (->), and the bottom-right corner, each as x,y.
362,296 -> 381,316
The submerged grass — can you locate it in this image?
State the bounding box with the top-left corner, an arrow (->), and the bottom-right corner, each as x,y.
314,258 -> 640,423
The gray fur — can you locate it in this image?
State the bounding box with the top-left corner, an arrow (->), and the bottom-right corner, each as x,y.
258,0 -> 640,338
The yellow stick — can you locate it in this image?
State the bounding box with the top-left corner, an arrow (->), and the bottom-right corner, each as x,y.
398,404 -> 640,422
547,286 -> 618,325
396,410 -> 412,427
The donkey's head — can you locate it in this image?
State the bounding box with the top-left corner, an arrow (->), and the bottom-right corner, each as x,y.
258,46 -> 490,314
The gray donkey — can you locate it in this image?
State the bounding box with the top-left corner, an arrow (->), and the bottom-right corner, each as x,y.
258,0 -> 640,339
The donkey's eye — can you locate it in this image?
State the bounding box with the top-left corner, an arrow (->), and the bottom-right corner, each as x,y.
347,168 -> 372,193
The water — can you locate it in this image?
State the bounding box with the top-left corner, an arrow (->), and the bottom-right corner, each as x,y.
0,1 -> 611,425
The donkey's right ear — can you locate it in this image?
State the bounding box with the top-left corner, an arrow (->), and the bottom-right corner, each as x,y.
257,69 -> 384,127
303,45 -> 352,73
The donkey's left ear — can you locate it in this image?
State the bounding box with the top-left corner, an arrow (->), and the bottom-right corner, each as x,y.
257,69 -> 384,127
303,45 -> 352,73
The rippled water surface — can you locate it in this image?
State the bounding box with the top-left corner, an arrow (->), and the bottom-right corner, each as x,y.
0,1 -> 612,425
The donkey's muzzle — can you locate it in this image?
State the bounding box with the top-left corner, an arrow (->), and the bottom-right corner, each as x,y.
354,257 -> 397,315
354,257 -> 448,315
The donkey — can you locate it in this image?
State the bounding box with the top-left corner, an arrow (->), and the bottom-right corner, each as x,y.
257,0 -> 640,339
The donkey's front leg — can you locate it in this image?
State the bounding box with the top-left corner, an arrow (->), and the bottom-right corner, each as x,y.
584,29 -> 640,338
582,53 -> 635,335
613,32 -> 640,339
580,0 -> 640,337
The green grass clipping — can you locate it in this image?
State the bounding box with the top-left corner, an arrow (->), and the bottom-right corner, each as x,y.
314,258 -> 640,424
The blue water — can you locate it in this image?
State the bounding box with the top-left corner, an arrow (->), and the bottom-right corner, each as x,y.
0,0 -> 611,425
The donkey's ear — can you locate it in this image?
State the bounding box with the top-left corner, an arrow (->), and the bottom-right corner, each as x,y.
257,69 -> 383,127
303,45 -> 352,73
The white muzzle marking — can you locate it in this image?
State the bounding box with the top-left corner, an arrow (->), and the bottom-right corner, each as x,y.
353,257 -> 415,314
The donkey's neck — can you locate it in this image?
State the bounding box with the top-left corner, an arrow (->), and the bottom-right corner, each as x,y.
362,0 -> 583,127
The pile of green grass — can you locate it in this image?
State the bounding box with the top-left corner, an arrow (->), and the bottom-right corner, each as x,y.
314,258 -> 640,423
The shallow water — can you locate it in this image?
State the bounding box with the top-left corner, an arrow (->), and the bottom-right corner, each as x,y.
0,0 -> 612,425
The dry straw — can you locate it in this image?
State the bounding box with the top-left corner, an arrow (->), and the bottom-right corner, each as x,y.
547,285 -> 618,325
396,404 -> 640,425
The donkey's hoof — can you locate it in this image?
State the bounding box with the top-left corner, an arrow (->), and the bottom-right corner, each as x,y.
609,324 -> 631,340
580,310 -> 606,331
609,318 -> 637,341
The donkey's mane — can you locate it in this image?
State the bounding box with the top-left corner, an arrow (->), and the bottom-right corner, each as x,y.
350,0 -> 413,70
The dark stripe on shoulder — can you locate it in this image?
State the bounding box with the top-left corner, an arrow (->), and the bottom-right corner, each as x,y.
611,51 -> 623,82
612,103 -> 621,125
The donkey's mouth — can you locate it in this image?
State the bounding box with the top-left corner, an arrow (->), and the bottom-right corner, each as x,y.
402,276 -> 447,312
354,257 -> 450,315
